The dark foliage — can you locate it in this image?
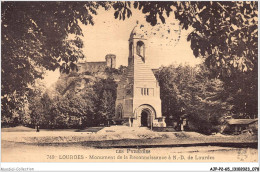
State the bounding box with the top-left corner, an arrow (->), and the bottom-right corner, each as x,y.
155,64 -> 233,134
1,1 -> 111,121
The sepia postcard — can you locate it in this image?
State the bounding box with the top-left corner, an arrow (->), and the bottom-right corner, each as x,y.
1,1 -> 259,171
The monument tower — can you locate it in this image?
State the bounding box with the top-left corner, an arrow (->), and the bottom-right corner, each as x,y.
115,23 -> 166,127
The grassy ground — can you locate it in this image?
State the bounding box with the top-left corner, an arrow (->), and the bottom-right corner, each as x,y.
2,126 -> 258,162
1,126 -> 104,132
1,126 -> 257,147
1,126 -> 37,132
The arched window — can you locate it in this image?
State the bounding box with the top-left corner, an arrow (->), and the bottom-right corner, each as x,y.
136,41 -> 145,60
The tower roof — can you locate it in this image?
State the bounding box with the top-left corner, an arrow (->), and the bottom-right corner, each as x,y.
123,55 -> 157,82
129,22 -> 147,40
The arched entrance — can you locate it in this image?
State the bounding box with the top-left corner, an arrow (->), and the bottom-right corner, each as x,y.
134,104 -> 156,127
141,111 -> 148,126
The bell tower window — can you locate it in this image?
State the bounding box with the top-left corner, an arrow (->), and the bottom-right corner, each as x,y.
129,42 -> 133,57
137,41 -> 145,62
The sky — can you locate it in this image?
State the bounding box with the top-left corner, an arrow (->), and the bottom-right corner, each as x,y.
43,7 -> 202,87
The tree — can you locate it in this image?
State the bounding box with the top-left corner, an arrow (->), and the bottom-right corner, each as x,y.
154,64 -> 181,124
92,78 -> 117,125
1,1 -> 110,120
114,1 -> 258,119
50,72 -> 97,128
179,65 -> 233,134
27,81 -> 51,128
155,64 -> 232,134
222,69 -> 257,119
28,63 -> 122,129
114,1 -> 257,75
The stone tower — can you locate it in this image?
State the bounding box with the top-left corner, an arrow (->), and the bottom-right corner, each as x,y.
115,24 -> 166,127
106,54 -> 116,68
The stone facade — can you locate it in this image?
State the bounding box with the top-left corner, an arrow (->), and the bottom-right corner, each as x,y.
105,54 -> 116,69
77,54 -> 116,73
115,24 -> 166,127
